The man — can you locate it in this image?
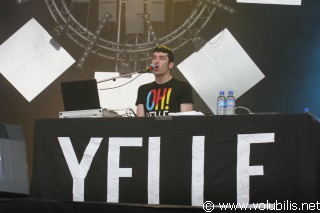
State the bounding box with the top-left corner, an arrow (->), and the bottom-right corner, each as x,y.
135,46 -> 193,116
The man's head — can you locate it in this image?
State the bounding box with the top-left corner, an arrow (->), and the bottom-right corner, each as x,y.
152,46 -> 174,63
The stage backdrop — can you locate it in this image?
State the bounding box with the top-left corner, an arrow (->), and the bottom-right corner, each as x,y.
30,114 -> 320,207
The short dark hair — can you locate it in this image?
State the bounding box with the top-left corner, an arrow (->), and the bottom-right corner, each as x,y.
152,46 -> 174,63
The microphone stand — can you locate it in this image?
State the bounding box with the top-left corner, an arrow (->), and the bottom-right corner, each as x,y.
97,70 -> 147,84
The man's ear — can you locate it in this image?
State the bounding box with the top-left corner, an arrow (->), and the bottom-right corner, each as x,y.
169,62 -> 174,69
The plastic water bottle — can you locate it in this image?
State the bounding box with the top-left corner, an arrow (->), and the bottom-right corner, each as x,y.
226,91 -> 235,115
216,91 -> 226,115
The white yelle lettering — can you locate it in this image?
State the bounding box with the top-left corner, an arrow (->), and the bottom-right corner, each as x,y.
58,133 -> 274,205
58,137 -> 103,201
237,133 -> 275,204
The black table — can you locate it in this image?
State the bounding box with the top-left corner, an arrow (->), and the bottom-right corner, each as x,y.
30,114 -> 320,209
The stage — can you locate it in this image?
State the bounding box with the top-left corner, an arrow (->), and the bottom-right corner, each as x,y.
0,198 -> 302,212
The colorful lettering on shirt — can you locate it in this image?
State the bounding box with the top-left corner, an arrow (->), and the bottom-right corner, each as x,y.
146,88 -> 172,114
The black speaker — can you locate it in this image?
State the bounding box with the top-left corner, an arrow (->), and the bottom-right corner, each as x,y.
0,123 -> 29,197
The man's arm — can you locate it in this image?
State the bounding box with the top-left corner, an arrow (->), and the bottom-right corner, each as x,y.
136,104 -> 145,117
180,103 -> 193,112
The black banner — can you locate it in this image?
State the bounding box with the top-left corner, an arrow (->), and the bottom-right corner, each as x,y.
30,114 -> 320,207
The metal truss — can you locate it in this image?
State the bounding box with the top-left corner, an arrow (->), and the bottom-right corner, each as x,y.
45,0 -> 233,67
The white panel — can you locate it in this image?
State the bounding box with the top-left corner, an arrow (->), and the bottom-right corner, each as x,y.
72,0 -> 90,2
146,0 -> 165,22
177,28 -> 265,114
126,0 -> 144,34
237,0 -> 301,5
99,0 -> 117,22
0,18 -> 75,102
95,72 -> 155,116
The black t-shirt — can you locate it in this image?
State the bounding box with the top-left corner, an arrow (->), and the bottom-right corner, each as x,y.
135,78 -> 193,116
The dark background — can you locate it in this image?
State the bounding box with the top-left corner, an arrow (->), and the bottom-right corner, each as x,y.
1,0 -> 320,182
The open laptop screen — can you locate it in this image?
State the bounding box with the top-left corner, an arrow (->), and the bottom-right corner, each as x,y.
60,79 -> 101,111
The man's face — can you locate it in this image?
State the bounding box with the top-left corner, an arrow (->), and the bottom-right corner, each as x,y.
151,51 -> 174,76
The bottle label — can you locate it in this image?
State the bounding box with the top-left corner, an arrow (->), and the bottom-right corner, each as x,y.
217,100 -> 226,107
226,99 -> 235,107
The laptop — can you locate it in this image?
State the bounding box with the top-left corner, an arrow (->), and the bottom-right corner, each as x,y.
60,79 -> 101,111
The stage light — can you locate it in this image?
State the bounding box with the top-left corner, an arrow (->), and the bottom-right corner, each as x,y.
76,12 -> 112,69
192,35 -> 207,51
202,0 -> 237,15
143,13 -> 159,45
16,0 -> 29,4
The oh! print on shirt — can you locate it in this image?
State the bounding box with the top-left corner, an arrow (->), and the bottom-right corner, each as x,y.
146,88 -> 172,116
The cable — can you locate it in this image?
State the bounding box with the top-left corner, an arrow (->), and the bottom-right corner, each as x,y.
235,106 -> 253,114
125,108 -> 137,117
208,28 -> 226,48
108,108 -> 136,117
99,73 -> 143,90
